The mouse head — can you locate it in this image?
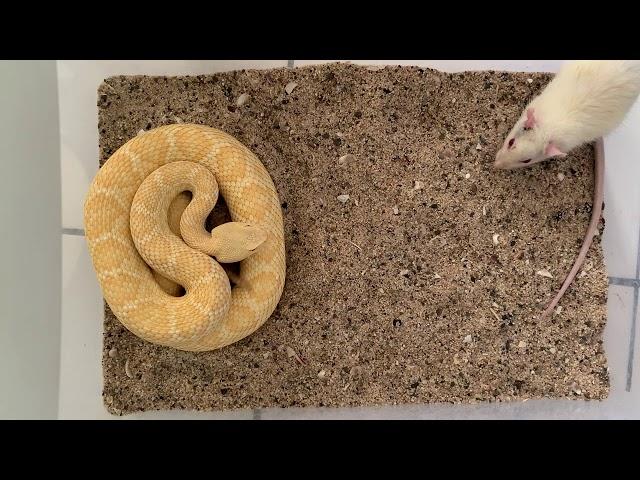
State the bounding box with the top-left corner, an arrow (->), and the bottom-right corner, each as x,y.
494,108 -> 566,170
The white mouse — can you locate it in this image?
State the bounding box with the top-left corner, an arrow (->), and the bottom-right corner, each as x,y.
494,60 -> 640,318
494,60 -> 640,170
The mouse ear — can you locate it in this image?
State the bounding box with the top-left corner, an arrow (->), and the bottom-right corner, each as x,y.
545,142 -> 567,157
524,108 -> 537,129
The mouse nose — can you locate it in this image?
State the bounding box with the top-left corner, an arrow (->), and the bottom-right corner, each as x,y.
493,153 -> 509,170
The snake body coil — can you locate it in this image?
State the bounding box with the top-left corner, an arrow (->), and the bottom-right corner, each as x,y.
84,124 -> 286,351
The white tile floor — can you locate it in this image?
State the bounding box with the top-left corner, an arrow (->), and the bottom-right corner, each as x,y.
58,60 -> 640,419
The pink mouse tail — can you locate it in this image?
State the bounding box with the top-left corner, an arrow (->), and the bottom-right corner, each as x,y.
540,138 -> 605,319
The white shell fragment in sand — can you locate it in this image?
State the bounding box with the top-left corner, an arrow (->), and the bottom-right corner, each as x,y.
463,335 -> 473,344
285,81 -> 298,94
400,269 -> 410,277
236,93 -> 250,106
434,273 -> 442,279
339,154 -> 354,165
337,194 -> 350,203
536,269 -> 554,279
137,129 -> 146,136
482,206 -> 487,216
527,78 -> 533,84
475,143 -> 482,151
555,306 -> 563,315
124,359 -> 133,378
318,370 -> 326,378
557,172 -> 565,181
392,206 -> 399,215
518,340 -> 528,348
108,348 -> 118,358
414,180 -> 424,190
492,234 -> 500,245
465,173 -> 471,179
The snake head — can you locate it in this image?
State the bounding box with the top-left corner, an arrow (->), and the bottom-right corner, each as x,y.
210,222 -> 268,263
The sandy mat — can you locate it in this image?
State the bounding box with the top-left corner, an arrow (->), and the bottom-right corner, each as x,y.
97,63 -> 608,415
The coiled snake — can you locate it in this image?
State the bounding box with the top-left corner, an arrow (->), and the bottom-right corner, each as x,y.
84,124 -> 286,351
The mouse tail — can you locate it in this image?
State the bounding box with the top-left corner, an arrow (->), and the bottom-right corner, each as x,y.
540,137 -> 605,319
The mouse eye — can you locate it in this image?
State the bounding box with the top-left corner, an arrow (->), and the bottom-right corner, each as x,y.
521,158 -> 532,164
508,138 -> 515,149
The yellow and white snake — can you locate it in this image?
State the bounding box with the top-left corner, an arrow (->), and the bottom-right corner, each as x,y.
84,124 -> 286,351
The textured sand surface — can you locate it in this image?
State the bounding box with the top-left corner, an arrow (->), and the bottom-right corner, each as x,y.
97,63 -> 608,415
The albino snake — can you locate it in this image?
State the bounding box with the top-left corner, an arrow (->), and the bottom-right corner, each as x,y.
84,124 -> 286,351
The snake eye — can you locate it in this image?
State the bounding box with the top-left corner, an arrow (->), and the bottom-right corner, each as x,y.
508,138 -> 515,149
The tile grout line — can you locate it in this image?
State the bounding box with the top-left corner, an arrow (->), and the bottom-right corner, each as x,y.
625,221 -> 640,391
609,277 -> 640,287
627,287 -> 638,392
62,228 -> 85,236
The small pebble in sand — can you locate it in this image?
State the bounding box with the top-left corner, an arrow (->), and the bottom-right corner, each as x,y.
492,234 -> 500,245
400,269 -> 410,277
285,81 -> 298,94
550,347 -> 557,354
337,194 -> 350,203
463,335 -> 473,344
518,340 -> 528,349
236,93 -> 250,107
318,370 -> 326,378
482,205 -> 487,216
414,180 -> 424,190
392,206 -> 399,215
137,129 -> 145,136
108,348 -> 118,358
557,172 -> 565,181
555,306 -> 563,315
285,346 -> 305,364
465,173 -> 471,179
536,269 -> 554,279
527,78 -> 534,84
452,98 -> 456,104
475,143 -> 482,151
434,273 -> 442,279
339,154 -> 354,165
